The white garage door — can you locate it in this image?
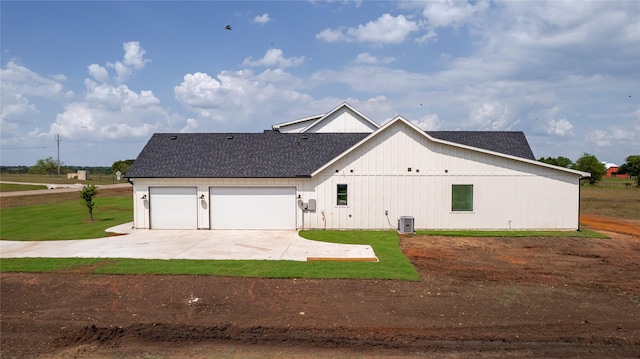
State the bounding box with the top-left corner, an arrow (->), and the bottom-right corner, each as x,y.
210,187 -> 296,229
150,187 -> 198,229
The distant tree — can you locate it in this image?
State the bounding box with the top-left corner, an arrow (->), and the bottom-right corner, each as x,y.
572,153 -> 606,185
618,155 -> 640,186
28,157 -> 60,175
538,156 -> 573,168
80,185 -> 98,221
112,159 -> 135,175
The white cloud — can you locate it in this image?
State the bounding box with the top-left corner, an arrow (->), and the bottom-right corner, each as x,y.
421,0 -> 489,29
412,114 -> 442,130
106,41 -> 150,83
253,13 -> 271,24
316,28 -> 346,42
586,126 -> 635,148
353,53 -> 395,65
122,41 -> 149,69
242,48 -> 305,68
49,79 -> 171,140
88,64 -> 109,83
316,14 -> 419,44
586,130 -> 610,147
172,72 -> 393,132
465,102 -> 516,130
0,60 -> 71,138
545,118 -> 573,136
0,60 -> 68,98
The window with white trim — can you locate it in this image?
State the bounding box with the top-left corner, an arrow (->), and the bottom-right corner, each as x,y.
337,184 -> 348,206
452,184 -> 473,211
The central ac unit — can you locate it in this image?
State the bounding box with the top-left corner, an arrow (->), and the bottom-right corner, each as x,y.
398,216 -> 414,233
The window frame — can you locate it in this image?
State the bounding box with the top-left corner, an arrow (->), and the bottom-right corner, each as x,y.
451,184 -> 474,212
336,184 -> 348,206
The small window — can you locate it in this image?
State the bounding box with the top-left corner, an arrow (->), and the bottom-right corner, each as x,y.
337,184 -> 348,206
452,184 -> 473,211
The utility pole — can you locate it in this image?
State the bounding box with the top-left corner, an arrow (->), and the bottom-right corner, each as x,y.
56,134 -> 61,177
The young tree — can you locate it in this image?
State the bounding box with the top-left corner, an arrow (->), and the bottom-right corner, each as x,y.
80,185 -> 98,221
572,153 -> 606,185
618,155 -> 640,186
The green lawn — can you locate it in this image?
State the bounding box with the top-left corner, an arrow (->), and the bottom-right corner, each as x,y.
0,195 -> 419,280
0,183 -> 48,192
0,230 -> 420,280
0,196 -> 133,240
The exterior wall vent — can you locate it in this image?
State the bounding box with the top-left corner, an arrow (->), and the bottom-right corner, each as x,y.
398,216 -> 414,233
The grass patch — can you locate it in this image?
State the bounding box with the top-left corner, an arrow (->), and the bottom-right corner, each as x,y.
416,228 -> 608,238
581,179 -> 640,220
0,196 -> 132,240
0,230 -> 420,280
0,183 -> 49,192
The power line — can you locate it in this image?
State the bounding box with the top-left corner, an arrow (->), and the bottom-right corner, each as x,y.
0,146 -> 48,149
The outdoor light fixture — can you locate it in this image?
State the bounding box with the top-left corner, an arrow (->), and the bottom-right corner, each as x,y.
140,194 -> 147,199
200,194 -> 205,199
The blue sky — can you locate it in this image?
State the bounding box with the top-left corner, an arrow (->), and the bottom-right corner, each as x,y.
1,0 -> 639,167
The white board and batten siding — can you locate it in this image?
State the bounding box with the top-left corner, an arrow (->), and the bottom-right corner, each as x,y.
303,120 -> 581,231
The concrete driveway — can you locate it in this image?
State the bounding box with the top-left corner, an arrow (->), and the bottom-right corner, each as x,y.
0,223 -> 378,262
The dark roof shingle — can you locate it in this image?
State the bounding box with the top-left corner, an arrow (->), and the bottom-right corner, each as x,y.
427,131 -> 535,160
126,132 -> 369,178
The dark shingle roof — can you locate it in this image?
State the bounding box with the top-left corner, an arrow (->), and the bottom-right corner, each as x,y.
126,132 -> 369,178
126,130 -> 536,178
427,131 -> 536,160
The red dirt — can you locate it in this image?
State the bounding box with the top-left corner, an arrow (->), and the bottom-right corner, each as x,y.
2,217 -> 639,358
580,214 -> 640,236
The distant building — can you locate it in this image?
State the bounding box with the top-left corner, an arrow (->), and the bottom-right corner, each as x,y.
603,163 -> 629,179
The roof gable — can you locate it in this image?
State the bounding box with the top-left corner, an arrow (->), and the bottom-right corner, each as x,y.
302,103 -> 379,133
272,103 -> 379,134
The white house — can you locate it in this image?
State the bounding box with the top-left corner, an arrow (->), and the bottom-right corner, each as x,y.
125,103 -> 590,231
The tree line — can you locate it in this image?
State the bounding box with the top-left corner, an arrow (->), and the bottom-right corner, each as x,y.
539,154 -> 640,186
1,158 -> 136,177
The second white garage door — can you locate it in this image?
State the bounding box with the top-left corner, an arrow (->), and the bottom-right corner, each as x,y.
210,187 -> 296,229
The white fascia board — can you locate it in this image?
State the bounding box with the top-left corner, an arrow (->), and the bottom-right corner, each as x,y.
311,115 -> 591,178
302,102 -> 380,133
272,114 -> 325,131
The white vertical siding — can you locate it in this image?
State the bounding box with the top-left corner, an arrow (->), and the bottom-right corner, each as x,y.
305,121 -> 581,230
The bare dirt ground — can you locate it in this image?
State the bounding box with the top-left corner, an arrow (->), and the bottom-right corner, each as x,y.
2,214 -> 639,358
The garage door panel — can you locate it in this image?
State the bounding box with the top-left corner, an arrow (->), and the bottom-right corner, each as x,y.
210,187 -> 296,229
150,187 -> 198,229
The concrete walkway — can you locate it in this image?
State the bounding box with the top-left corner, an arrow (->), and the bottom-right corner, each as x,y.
0,223 -> 378,262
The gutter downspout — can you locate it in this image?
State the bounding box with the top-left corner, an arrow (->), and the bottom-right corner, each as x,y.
577,178 -> 582,232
